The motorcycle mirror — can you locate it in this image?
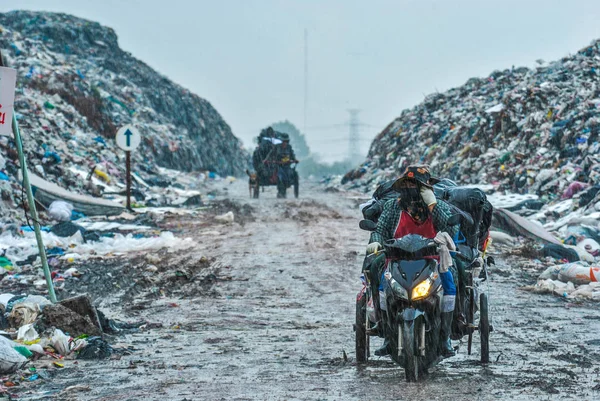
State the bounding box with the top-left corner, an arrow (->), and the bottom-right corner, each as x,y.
359,219 -> 377,231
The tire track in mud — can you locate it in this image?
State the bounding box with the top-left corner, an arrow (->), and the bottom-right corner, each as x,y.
22,182 -> 600,400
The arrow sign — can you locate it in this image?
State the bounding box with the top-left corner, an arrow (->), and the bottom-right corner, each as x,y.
124,129 -> 133,147
116,125 -> 140,151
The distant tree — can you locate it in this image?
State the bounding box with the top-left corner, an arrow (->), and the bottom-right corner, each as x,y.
271,120 -> 311,159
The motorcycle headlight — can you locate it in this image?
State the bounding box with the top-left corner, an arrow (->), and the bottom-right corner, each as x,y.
411,279 -> 432,300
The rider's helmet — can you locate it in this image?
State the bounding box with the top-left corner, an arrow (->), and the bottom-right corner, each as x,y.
392,164 -> 437,190
280,133 -> 290,142
392,165 -> 438,223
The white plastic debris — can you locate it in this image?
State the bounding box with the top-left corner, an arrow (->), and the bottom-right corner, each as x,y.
215,211 -> 235,224
558,263 -> 600,285
485,103 -> 504,114
51,328 -> 71,356
17,323 -> 39,342
489,230 -> 516,245
0,335 -> 27,374
48,201 -> 74,222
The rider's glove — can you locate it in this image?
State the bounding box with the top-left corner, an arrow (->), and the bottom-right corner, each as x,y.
420,187 -> 437,208
366,242 -> 382,255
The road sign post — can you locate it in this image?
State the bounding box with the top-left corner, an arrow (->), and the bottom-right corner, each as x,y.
126,151 -> 131,209
115,125 -> 141,210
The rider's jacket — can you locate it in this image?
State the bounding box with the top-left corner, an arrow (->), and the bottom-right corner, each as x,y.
275,145 -> 296,164
370,199 -> 457,245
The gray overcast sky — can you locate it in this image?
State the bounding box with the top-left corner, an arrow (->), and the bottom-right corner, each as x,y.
2,1 -> 600,162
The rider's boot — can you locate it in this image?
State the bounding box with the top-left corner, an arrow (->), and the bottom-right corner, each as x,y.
366,287 -> 383,337
374,311 -> 391,357
440,311 -> 456,358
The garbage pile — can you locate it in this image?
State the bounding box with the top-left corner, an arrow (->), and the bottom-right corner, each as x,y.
0,293 -> 127,397
330,37 -> 600,301
526,262 -> 600,300
0,10 -> 247,223
342,38 -> 600,198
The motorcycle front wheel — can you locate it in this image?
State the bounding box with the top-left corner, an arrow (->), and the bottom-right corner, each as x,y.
293,174 -> 299,198
401,320 -> 423,382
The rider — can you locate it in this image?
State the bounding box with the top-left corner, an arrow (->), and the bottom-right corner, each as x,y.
366,165 -> 458,358
253,127 -> 280,179
275,133 -> 297,198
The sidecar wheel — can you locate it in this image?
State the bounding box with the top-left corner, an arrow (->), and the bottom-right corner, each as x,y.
480,293 -> 490,363
355,295 -> 369,363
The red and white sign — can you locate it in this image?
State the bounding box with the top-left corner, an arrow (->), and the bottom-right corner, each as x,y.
0,67 -> 17,136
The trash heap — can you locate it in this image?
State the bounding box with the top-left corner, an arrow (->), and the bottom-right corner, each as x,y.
343,38 -> 600,198
329,37 -> 600,301
0,10 -> 248,222
0,293 -> 127,396
480,193 -> 600,301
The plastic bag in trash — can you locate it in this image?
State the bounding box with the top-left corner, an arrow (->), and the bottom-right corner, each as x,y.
0,335 -> 27,374
558,263 -> 600,285
215,211 -> 234,224
77,336 -> 113,360
51,328 -> 71,356
48,201 -> 74,222
8,303 -> 40,328
17,323 -> 39,342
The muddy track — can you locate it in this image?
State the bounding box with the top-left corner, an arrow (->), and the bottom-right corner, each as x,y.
19,182 -> 600,400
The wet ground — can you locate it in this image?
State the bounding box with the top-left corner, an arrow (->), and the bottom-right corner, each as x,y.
17,182 -> 600,400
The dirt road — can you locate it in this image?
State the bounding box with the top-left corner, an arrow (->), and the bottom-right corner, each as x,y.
22,182 -> 600,400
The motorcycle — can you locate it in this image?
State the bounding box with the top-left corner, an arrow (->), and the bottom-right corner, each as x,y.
355,217 -> 492,381
252,160 -> 299,199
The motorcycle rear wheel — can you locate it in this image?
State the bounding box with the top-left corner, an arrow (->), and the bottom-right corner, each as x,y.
355,295 -> 369,363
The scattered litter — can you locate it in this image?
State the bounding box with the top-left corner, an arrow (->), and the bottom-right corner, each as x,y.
215,211 -> 234,224
77,337 -> 113,360
48,201 -> 74,222
17,324 -> 39,342
0,336 -> 27,374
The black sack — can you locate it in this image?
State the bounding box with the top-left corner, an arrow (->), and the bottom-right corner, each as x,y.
361,180 -> 400,223
434,183 -> 493,251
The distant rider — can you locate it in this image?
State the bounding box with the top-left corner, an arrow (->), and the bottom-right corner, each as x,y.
275,133 -> 298,198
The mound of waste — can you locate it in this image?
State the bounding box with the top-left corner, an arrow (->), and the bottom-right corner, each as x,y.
0,10 -> 247,212
342,38 -> 600,198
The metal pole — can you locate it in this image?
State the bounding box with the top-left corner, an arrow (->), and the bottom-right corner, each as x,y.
126,151 -> 131,210
0,51 -> 56,303
303,28 -> 308,137
12,115 -> 57,303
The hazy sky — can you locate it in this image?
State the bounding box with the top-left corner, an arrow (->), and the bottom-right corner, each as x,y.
2,1 -> 600,162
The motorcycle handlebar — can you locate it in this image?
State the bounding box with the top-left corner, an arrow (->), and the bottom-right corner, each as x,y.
263,160 -> 299,164
377,242 -> 464,258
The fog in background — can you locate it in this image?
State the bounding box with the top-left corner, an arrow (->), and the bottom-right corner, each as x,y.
2,0 -> 600,163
